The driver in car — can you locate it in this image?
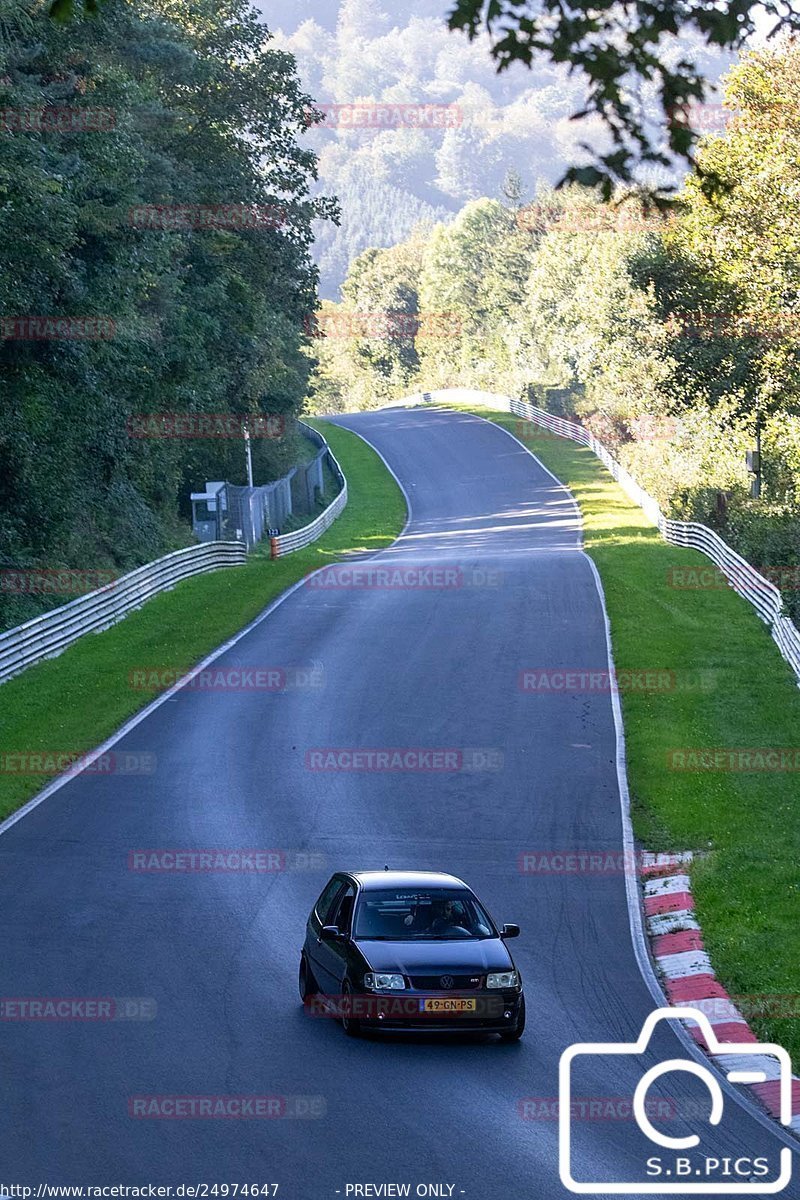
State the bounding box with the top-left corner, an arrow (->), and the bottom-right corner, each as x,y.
430,899 -> 471,935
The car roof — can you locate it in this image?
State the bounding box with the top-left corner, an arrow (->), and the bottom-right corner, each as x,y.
350,870 -> 469,892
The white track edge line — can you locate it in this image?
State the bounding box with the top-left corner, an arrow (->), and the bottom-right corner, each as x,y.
325,415 -> 415,538
4,404 -> 795,1150
464,405 -> 799,1151
436,407 -> 584,550
0,419 -> 412,841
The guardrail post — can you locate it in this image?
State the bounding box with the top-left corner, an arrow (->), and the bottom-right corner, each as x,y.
270,536 -> 280,560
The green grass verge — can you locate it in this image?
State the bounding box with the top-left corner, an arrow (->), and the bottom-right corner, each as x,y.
445,402 -> 800,1064
0,419 -> 406,823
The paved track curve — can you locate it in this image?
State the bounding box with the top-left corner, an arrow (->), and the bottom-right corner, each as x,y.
1,407 -> 795,1198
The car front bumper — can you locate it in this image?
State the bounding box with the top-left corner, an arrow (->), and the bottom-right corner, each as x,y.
349,990 -> 523,1033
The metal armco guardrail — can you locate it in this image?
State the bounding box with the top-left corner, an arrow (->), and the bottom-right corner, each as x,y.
1,423 -> 349,685
270,442 -> 347,558
406,389 -> 800,684
0,542 -> 247,686
502,394 -> 800,685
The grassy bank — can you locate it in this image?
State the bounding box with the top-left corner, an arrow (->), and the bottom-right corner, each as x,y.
0,419 -> 406,823
451,402 -> 800,1064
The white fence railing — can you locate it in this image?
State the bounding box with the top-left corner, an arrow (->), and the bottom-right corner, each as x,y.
512,397 -> 800,684
269,443 -> 348,557
0,542 -> 247,686
416,388 -> 800,686
1,423 -> 349,685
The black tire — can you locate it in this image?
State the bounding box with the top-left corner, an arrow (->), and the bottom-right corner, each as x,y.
299,954 -> 318,1004
499,994 -> 525,1042
340,978 -> 361,1038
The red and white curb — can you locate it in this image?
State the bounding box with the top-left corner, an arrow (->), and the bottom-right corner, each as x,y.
641,851 -> 800,1134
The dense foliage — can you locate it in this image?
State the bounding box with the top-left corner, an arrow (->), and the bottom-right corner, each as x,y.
0,0 -> 333,629
272,0 -> 730,297
310,38 -> 800,617
448,0 -> 800,193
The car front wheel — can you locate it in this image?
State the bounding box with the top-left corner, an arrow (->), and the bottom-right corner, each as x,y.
499,993 -> 525,1042
341,978 -> 362,1038
299,954 -> 318,1004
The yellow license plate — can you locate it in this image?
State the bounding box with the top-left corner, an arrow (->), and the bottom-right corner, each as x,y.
420,997 -> 476,1013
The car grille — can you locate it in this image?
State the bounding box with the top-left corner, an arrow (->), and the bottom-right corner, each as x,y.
409,974 -> 483,990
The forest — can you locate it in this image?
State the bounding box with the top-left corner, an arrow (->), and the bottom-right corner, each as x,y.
271,0 -> 731,297
310,38 -> 800,618
0,0 -> 334,629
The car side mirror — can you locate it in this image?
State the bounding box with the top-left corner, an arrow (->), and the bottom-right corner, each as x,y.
501,923 -> 520,939
321,924 -> 347,941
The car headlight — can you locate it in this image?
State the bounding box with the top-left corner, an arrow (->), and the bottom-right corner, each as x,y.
364,972 -> 406,990
486,971 -> 519,989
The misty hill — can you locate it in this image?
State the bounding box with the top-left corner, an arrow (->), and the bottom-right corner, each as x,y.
260,0 -> 732,298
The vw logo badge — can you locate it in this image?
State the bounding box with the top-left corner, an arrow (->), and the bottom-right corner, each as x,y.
440,975 -> 454,989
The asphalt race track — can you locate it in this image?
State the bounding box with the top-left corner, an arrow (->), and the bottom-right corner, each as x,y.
1,407 -> 796,1198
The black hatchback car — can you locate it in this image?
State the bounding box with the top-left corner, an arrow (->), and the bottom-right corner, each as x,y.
299,870 -> 525,1039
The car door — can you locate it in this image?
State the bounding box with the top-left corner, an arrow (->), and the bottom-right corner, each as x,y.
306,876 -> 347,991
313,881 -> 357,995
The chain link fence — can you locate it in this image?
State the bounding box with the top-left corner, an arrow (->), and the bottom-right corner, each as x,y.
191,422 -> 331,550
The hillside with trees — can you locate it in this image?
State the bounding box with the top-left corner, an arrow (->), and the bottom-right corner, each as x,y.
0,0 -> 332,629
268,0 -> 732,298
308,38 -> 800,617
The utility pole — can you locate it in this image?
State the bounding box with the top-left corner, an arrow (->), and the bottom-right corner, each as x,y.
243,421 -> 254,488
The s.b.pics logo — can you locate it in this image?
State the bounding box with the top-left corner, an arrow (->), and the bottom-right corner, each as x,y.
559,1008 -> 793,1193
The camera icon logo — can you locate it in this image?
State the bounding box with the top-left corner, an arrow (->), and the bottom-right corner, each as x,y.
559,1007 -> 794,1194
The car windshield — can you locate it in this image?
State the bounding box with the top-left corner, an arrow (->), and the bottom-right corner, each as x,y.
353,888 -> 496,940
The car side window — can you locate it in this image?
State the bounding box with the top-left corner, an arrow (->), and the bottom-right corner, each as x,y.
314,877 -> 345,925
329,883 -> 356,933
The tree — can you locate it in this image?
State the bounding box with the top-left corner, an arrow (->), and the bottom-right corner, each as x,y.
519,188 -> 673,435
309,235 -> 425,411
416,198 -> 531,392
666,39 -> 800,476
0,0 -> 331,628
447,0 -> 800,194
